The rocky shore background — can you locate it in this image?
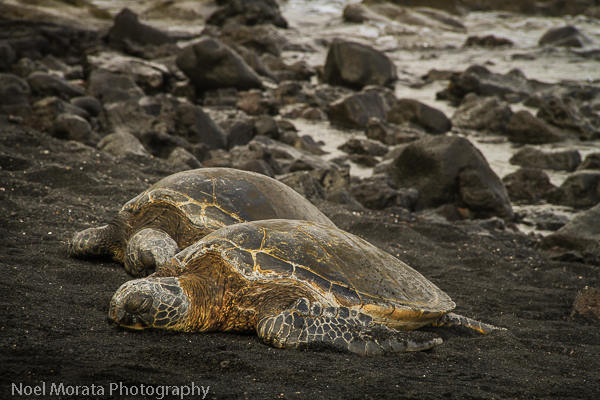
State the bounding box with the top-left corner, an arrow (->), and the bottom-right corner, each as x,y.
1,0 -> 599,398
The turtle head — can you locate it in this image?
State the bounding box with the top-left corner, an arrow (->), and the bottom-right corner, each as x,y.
108,277 -> 191,331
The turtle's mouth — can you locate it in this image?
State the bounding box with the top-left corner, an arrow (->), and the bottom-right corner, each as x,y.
107,310 -> 150,330
117,321 -> 148,331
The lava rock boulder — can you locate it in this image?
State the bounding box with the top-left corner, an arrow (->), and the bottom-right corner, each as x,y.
327,91 -> 387,129
107,8 -> 173,49
452,94 -> 513,134
547,171 -> 600,209
176,37 -> 262,92
506,110 -> 563,144
538,25 -> 589,48
0,73 -> 31,115
502,168 -> 556,203
509,147 -> 581,171
384,135 -> 513,219
387,98 -> 451,134
541,204 -> 600,265
323,39 -> 397,90
207,0 -> 288,28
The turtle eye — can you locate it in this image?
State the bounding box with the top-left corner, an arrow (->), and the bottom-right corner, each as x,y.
139,250 -> 155,269
124,293 -> 154,314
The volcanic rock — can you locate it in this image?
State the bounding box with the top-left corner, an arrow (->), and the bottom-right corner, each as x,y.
254,115 -> 279,139
88,69 -> 144,104
278,171 -> 326,203
438,65 -> 550,105
167,147 -> 203,171
387,98 -> 451,134
327,91 -> 387,129
87,52 -> 171,94
541,203 -> 600,265
502,168 -> 555,203
0,19 -> 99,60
342,3 -> 373,23
452,94 -> 513,134
70,96 -> 102,118
539,25 -> 589,48
338,137 -> 388,157
510,147 -> 581,171
547,171 -> 600,209
323,39 -> 397,90
98,131 -> 150,158
351,174 -> 418,210
107,8 -> 173,49
516,208 -> 568,232
207,0 -> 288,28
0,73 -> 31,115
176,37 -> 262,92
52,113 -> 96,145
236,89 -> 277,116
536,95 -> 599,141
174,102 -> 227,150
506,110 -> 563,144
27,71 -> 84,99
365,118 -> 423,145
214,23 -> 287,57
262,54 -> 315,82
579,153 -> 600,170
226,119 -> 256,149
464,35 -> 513,47
32,97 -> 89,131
0,42 -> 16,71
384,135 -> 513,219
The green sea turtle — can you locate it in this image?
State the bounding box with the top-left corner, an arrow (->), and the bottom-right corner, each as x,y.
108,219 -> 503,355
69,168 -> 334,277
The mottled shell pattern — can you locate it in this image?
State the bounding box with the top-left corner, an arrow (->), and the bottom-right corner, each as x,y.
121,168 -> 334,235
171,219 -> 455,330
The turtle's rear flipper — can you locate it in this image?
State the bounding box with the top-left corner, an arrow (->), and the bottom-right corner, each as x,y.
433,312 -> 506,334
257,298 -> 442,356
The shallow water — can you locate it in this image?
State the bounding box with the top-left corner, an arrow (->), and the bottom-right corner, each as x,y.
279,0 -> 600,184
290,119 -> 373,177
281,1 -> 599,232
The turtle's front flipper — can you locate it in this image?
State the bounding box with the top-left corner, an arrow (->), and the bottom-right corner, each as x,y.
257,298 -> 442,356
70,224 -> 120,259
433,312 -> 506,334
125,228 -> 179,277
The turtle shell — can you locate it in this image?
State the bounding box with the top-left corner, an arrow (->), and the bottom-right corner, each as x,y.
121,168 -> 334,239
174,219 -> 455,329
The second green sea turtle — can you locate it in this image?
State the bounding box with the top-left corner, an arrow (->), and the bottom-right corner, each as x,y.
70,168 -> 334,276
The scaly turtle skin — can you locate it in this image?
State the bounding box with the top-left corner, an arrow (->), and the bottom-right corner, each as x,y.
108,219 -> 504,355
69,168 -> 334,276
